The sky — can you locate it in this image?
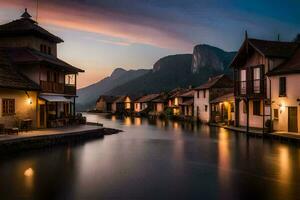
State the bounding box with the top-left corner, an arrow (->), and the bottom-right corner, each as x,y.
0,0 -> 299,88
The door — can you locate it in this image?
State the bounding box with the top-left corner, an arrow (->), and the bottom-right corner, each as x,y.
39,105 -> 46,128
288,107 -> 298,132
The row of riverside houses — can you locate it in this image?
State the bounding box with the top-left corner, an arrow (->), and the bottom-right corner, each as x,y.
97,33 -> 300,134
0,9 -> 84,130
96,74 -> 234,121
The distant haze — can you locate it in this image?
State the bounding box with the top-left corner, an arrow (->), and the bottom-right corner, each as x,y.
0,0 -> 299,88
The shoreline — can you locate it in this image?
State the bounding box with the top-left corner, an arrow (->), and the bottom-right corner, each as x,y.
0,126 -> 122,153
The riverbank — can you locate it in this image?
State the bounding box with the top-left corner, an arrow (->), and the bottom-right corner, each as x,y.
0,125 -> 122,153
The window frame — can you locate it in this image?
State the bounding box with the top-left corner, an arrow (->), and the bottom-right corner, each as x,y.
279,77 -> 286,97
2,98 -> 15,116
253,100 -> 261,116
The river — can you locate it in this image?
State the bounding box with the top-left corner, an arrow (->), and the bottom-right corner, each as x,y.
0,113 -> 300,200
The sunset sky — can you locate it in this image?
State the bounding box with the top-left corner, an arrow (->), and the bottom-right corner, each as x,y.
0,0 -> 299,88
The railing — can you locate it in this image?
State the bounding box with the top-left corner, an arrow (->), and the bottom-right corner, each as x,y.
64,85 -> 76,95
235,79 -> 266,97
40,81 -> 68,94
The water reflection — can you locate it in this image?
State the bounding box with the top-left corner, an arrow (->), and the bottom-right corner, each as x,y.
0,113 -> 300,199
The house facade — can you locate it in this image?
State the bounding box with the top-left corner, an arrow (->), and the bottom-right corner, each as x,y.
0,9 -> 84,129
210,92 -> 235,125
112,96 -> 133,114
267,47 -> 300,133
194,74 -> 233,123
96,96 -> 117,113
179,90 -> 194,118
134,94 -> 160,114
231,35 -> 298,132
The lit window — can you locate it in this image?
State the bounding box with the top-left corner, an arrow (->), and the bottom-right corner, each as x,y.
274,109 -> 279,119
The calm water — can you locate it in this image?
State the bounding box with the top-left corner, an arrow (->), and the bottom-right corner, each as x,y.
1,113 -> 300,200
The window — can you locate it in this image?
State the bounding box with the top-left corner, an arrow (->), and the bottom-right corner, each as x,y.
230,102 -> 234,112
279,77 -> 286,97
197,91 -> 199,98
2,99 -> 15,115
65,74 -> 76,85
253,100 -> 261,116
240,69 -> 247,94
205,105 -> 208,112
253,67 -> 261,93
203,89 -> 206,98
274,109 -> 279,119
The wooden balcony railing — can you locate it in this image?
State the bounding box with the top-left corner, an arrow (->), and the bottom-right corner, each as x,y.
235,79 -> 266,97
40,81 -> 75,95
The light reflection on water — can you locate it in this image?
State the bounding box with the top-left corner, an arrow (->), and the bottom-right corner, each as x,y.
0,113 -> 300,199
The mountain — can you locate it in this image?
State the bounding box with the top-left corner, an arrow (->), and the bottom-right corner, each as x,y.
76,68 -> 150,111
105,45 -> 236,96
191,44 -> 236,74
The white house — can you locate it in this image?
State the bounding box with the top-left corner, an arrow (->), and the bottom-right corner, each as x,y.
194,74 -> 233,123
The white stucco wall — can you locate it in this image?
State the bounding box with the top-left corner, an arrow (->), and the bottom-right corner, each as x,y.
238,100 -> 265,128
194,89 -> 210,123
270,74 -> 300,132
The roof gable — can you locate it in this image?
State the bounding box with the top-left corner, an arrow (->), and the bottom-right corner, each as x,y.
195,74 -> 233,90
0,9 -> 63,43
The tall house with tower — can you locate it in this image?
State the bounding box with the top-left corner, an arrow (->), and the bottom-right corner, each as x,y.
0,9 -> 84,129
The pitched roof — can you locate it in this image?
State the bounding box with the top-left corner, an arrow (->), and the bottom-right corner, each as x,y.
0,10 -> 63,43
0,48 -> 40,91
113,95 -> 134,103
169,88 -> 190,98
179,90 -> 195,97
195,74 -> 233,90
179,98 -> 194,106
97,95 -> 117,103
268,47 -> 300,76
210,92 -> 234,104
135,94 -> 161,103
230,38 -> 299,67
5,47 -> 84,73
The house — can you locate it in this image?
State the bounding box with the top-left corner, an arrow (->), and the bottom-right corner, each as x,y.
168,88 -> 189,116
194,74 -> 233,123
0,49 -> 40,129
134,94 -> 161,114
231,33 -> 299,132
96,95 -> 117,113
267,47 -> 300,133
210,92 -> 235,125
152,95 -> 168,114
179,90 -> 194,118
112,95 -> 133,114
0,9 -> 84,128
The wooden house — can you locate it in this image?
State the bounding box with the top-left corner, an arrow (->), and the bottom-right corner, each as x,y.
112,95 -> 133,114
179,90 -> 194,118
0,9 -> 84,128
210,92 -> 235,125
134,94 -> 161,114
168,88 -> 189,116
96,95 -> 117,113
231,33 -> 299,132
194,74 -> 233,123
152,95 -> 168,114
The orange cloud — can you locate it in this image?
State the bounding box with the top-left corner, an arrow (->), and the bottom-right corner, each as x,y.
0,0 -> 193,51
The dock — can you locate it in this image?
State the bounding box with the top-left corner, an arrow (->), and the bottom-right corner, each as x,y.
0,125 -> 121,153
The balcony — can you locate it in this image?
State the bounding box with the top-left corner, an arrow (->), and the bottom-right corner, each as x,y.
40,81 -> 76,95
235,79 -> 266,98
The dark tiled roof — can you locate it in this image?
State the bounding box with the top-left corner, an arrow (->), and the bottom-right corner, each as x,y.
248,39 -> 298,58
169,88 -> 190,98
179,98 -> 194,106
230,38 -> 299,67
268,48 -> 300,76
5,47 -> 84,73
135,94 -> 161,103
195,74 -> 233,90
0,13 -> 63,43
179,90 -> 195,97
97,95 -> 117,103
210,92 -> 234,104
0,48 -> 40,90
